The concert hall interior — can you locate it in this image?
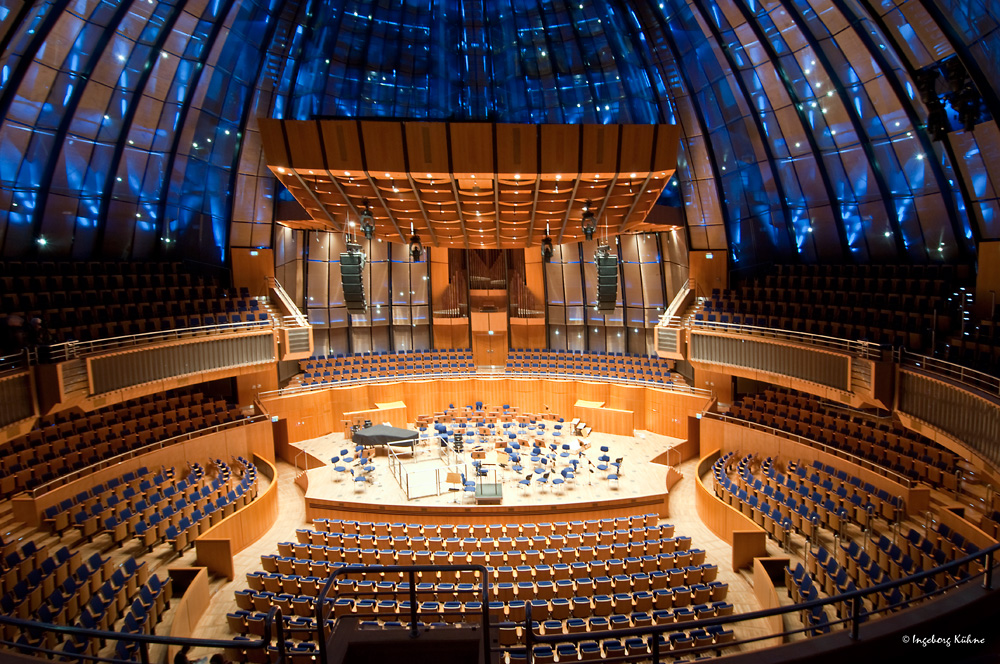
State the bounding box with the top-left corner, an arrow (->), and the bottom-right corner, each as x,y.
2,2 -> 1000,663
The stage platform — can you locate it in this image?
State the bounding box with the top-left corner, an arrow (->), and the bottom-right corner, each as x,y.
292,421 -> 684,525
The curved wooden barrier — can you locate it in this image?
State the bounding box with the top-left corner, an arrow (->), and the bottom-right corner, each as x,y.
753,557 -> 790,649
694,449 -> 768,571
166,567 -> 210,663
304,490 -> 671,526
195,454 -> 280,580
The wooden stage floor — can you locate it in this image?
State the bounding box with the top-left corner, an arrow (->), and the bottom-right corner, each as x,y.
294,421 -> 685,510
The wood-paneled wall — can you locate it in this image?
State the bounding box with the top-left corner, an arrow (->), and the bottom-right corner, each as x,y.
195,454 -> 280,580
700,417 -> 928,515
262,378 -> 713,447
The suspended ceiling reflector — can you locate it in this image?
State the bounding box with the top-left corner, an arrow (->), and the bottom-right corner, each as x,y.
260,119 -> 679,247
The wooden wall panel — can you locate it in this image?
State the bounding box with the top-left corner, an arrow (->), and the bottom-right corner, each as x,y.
753,557 -> 789,649
496,125 -> 538,176
360,121 -> 408,174
320,120 -> 364,173
258,118 -> 290,167
284,121 -> 326,170
262,379 -> 713,448
618,125 -> 655,174
581,124 -> 620,176
450,123 -> 494,176
404,122 -> 451,176
539,125 -> 581,176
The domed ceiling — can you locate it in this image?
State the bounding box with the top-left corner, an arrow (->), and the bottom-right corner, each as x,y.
0,0 -> 996,266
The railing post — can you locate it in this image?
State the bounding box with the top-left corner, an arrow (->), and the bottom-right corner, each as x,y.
138,640 -> 149,664
650,632 -> 660,663
984,550 -> 994,590
850,596 -> 861,640
408,570 -> 419,639
524,600 -> 534,664
275,609 -> 287,662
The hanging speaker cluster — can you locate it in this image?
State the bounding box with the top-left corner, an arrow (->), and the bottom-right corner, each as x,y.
340,240 -> 367,314
595,243 -> 618,312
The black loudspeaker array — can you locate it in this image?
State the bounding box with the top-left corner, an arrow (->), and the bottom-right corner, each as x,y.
595,250 -> 619,311
453,432 -> 464,454
340,242 -> 367,314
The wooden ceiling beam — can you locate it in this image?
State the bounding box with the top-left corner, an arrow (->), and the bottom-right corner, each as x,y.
618,173 -> 656,233
403,173 -> 439,246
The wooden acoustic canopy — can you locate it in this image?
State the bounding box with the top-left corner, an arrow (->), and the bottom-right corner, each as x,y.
259,119 -> 679,248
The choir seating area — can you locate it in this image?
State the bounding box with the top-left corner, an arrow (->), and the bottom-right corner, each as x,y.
0,390 -> 248,498
725,388 -> 961,491
0,261 -> 269,347
294,349 -> 476,387
225,515 -> 739,663
695,263 -> 971,351
506,350 -> 680,386
291,349 -> 681,391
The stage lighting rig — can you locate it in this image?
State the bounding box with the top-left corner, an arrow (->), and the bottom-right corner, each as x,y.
360,201 -> 375,239
541,224 -> 554,263
408,222 -> 423,261
582,201 -> 596,241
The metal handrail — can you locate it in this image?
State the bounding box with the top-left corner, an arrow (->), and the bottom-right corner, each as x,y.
685,318 -> 885,360
27,414 -> 268,498
0,349 -> 28,374
266,277 -> 308,327
898,349 -> 1000,399
0,605 -> 285,664
313,564 -> 491,664
519,540 -> 999,662
701,411 -> 914,488
43,319 -> 273,363
264,371 -> 714,399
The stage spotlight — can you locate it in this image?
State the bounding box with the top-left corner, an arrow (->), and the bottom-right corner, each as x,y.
541,236 -> 554,263
360,202 -> 375,240
409,234 -> 423,261
582,200 -> 596,241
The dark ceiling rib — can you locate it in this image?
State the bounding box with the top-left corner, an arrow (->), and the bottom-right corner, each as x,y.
223,0 -> 317,257
777,0 -> 907,260
635,1 -> 735,254
724,0 -> 850,260
87,0 -> 191,259
916,0 -> 1000,130
835,0 -> 975,258
686,0 -> 798,257
27,0 -> 140,253
148,0 -> 242,260
856,0 -> 981,252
